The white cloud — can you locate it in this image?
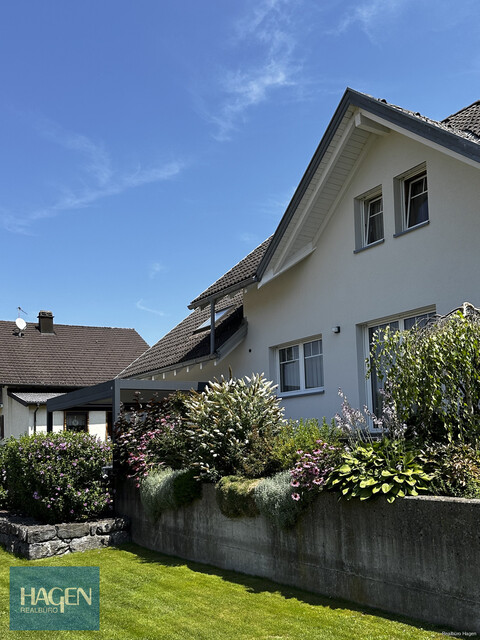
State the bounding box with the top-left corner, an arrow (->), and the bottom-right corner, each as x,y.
332,0 -> 406,41
149,262 -> 167,279
136,299 -> 166,316
207,0 -> 303,141
1,120 -> 184,233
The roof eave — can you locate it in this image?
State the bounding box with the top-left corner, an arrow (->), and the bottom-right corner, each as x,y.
188,276 -> 256,310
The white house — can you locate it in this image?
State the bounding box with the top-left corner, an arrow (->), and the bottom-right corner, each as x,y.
0,310 -> 148,440
118,88 -> 480,423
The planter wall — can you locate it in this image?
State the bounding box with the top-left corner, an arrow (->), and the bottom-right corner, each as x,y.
115,480 -> 480,633
0,511 -> 130,559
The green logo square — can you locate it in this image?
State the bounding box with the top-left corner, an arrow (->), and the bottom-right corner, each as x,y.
10,566 -> 100,630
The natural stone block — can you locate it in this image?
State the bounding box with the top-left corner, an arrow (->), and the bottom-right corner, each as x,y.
56,522 -> 90,539
70,536 -> 104,553
27,539 -> 70,560
25,525 -> 57,543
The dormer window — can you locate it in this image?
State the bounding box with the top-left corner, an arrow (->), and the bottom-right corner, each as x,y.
194,307 -> 231,333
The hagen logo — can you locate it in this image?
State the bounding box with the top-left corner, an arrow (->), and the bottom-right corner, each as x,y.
10,567 -> 100,631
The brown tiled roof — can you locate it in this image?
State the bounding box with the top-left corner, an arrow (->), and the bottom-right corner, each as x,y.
119,291 -> 244,378
0,319 -> 148,387
189,237 -> 272,308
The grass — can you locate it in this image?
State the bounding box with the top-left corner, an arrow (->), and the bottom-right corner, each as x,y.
0,543 -> 449,640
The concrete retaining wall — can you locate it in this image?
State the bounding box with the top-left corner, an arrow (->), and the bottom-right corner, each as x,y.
0,512 -> 130,559
115,480 -> 480,633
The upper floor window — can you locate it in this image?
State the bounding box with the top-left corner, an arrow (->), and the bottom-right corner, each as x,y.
354,187 -> 384,252
364,194 -> 384,246
394,163 -> 429,236
278,338 -> 324,394
405,172 -> 428,229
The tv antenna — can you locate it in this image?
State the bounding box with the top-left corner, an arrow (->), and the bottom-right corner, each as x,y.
15,307 -> 27,336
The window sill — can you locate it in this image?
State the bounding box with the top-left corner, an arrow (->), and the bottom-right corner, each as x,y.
278,388 -> 325,399
354,238 -> 385,254
393,219 -> 429,238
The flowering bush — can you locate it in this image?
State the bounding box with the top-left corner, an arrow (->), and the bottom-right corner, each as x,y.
271,418 -> 342,471
290,440 -> 342,501
114,392 -> 190,486
184,374 -> 285,480
4,432 -> 112,523
424,441 -> 480,498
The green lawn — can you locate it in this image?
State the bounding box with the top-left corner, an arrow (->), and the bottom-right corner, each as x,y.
0,543 -> 448,640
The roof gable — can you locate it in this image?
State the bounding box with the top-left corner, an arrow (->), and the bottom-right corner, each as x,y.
256,88 -> 480,283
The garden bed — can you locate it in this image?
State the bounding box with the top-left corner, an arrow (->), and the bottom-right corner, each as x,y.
0,511 -> 130,559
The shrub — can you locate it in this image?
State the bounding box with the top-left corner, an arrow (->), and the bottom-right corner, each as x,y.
140,467 -> 202,521
424,441 -> 480,498
215,476 -> 260,518
370,304 -> 480,443
271,418 -> 342,470
254,471 -> 306,529
290,440 -> 342,501
184,374 -> 285,481
4,432 -> 112,523
326,439 -> 432,503
114,392 -> 190,485
0,445 -> 8,508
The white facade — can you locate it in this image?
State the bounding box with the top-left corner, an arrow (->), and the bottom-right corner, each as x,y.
0,387 -> 108,441
140,98 -> 480,423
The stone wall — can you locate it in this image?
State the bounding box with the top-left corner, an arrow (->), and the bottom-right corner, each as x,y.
0,511 -> 130,559
115,480 -> 480,633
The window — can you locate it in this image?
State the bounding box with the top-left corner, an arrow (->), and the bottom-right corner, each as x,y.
65,411 -> 88,433
405,172 -> 428,229
354,187 -> 384,252
364,194 -> 384,246
366,311 -> 434,420
278,338 -> 324,394
194,307 -> 232,333
394,164 -> 429,235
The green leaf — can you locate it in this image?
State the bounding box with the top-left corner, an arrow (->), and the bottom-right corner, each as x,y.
381,483 -> 394,493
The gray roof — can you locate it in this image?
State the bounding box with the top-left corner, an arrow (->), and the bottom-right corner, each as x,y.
189,237 -> 272,309
0,319 -> 148,388
118,291 -> 245,379
9,392 -> 65,406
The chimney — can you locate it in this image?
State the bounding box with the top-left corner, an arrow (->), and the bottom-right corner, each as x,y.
38,310 -> 54,334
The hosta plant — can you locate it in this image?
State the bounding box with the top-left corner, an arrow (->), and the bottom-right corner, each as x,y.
326,439 -> 432,503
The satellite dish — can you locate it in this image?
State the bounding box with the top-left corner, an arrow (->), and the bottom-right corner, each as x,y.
15,317 -> 26,331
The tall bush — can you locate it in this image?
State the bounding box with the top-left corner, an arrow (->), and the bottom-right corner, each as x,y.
184,374 -> 285,480
4,432 -> 112,523
114,392 -> 190,485
370,304 -> 480,442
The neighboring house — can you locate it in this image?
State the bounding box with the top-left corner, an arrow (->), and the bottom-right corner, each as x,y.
118,87 -> 480,426
0,310 -> 148,440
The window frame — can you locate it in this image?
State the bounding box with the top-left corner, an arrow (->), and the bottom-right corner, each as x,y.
277,337 -> 324,396
354,186 -> 384,253
64,410 -> 88,433
394,163 -> 429,237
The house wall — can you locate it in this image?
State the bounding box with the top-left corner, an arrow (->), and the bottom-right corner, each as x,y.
1,393 -> 107,442
152,132 -> 480,422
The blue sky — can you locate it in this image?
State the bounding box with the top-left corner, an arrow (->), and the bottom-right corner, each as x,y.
1,0 -> 479,346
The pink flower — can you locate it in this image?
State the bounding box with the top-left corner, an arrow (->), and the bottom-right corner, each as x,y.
291,493 -> 300,501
